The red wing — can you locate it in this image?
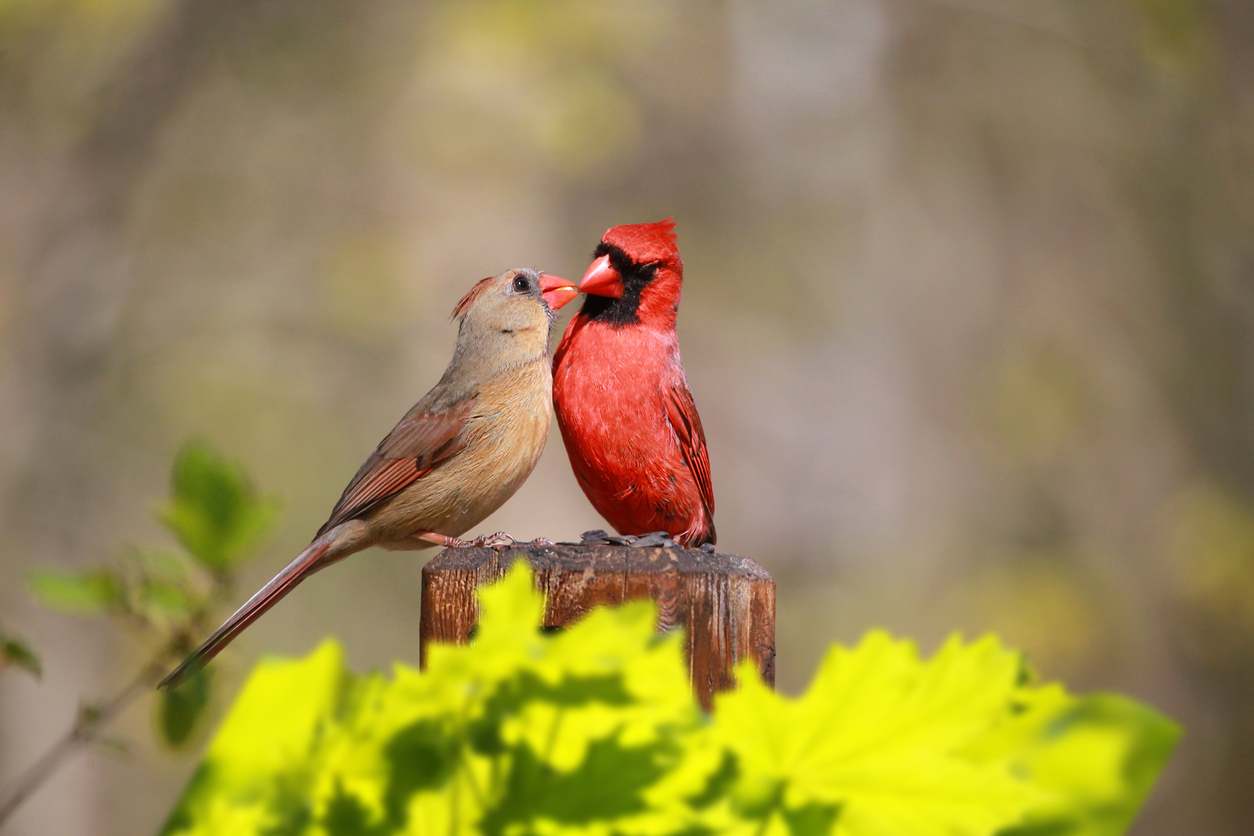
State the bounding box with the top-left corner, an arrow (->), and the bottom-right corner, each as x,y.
317,397 -> 477,535
664,382 -> 715,518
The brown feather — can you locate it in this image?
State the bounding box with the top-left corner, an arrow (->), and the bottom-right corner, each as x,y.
452,276 -> 497,319
316,397 -> 477,536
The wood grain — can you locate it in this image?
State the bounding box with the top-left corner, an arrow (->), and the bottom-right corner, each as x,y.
419,543 -> 775,710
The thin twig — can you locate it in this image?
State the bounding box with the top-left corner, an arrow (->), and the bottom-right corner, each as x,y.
0,653 -> 168,824
0,592 -> 222,828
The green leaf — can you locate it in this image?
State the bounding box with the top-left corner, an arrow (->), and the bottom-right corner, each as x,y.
27,567 -> 123,615
479,736 -> 670,836
973,689 -> 1182,836
158,441 -> 278,572
160,667 -> 213,748
160,568 -> 1178,836
124,545 -> 192,583
114,546 -> 202,628
137,577 -> 197,625
159,640 -> 354,835
382,719 -> 459,824
0,632 -> 41,679
712,632 -> 1048,836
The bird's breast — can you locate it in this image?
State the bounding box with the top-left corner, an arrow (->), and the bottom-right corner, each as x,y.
454,360 -> 552,495
553,322 -> 682,478
372,359 -> 553,541
554,321 -> 673,425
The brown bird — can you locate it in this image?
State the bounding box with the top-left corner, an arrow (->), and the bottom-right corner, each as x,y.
159,268 -> 578,689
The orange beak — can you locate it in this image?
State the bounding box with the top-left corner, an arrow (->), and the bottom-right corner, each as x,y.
539,273 -> 579,310
578,254 -> 625,299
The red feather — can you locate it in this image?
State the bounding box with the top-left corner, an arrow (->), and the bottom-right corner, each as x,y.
664,381 -> 715,521
553,220 -> 715,547
602,217 -> 677,261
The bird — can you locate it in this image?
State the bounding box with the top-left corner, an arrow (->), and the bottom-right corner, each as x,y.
552,219 -> 715,548
159,268 -> 578,689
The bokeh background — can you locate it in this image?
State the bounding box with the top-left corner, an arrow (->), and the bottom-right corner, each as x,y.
1,0 -> 1251,833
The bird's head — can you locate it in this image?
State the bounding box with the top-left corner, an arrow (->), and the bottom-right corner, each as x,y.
452,268 -> 577,364
576,218 -> 683,327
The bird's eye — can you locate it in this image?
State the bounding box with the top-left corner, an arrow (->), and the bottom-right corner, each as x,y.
512,274 -> 530,293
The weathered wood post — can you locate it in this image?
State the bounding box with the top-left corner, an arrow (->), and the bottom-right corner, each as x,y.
419,534 -> 775,710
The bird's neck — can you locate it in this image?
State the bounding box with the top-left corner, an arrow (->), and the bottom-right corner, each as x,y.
449,321 -> 554,380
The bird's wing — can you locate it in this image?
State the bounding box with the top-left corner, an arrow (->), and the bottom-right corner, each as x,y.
664,380 -> 715,518
317,396 -> 477,535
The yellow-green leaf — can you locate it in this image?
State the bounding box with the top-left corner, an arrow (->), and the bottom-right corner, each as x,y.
159,441 -> 278,572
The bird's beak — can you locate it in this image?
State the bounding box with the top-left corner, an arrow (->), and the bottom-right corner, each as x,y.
539,274 -> 579,310
578,254 -> 625,299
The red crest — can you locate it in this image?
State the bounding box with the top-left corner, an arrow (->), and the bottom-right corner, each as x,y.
601,218 -> 679,266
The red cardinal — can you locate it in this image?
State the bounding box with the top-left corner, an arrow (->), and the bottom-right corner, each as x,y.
553,219 -> 715,547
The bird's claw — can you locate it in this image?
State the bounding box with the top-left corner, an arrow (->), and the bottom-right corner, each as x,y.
468,532 -> 516,549
529,537 -> 555,546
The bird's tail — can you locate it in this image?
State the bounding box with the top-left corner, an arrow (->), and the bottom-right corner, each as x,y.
157,531 -> 340,690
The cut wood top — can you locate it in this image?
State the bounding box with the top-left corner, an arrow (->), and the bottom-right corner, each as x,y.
426,541 -> 773,581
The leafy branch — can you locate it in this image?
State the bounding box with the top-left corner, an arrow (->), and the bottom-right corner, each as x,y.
0,442 -> 278,828
161,565 -> 1180,836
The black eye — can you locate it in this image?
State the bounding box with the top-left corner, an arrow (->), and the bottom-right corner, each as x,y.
512,274 -> 530,293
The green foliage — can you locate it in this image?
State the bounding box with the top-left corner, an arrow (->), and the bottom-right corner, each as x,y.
25,440 -> 278,749
28,567 -> 123,616
712,633 -> 1044,836
159,441 -> 279,573
27,550 -> 201,631
0,628 -> 41,679
976,689 -> 1181,836
161,565 -> 1178,836
161,669 -> 213,749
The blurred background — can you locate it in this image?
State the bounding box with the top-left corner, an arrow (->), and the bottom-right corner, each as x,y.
0,0 -> 1251,833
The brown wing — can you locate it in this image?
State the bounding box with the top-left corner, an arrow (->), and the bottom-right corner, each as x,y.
664,381 -> 715,520
316,396 -> 477,536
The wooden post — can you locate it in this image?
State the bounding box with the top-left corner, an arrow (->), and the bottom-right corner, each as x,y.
420,541 -> 775,710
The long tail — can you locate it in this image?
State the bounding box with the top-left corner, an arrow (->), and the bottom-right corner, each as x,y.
158,531 -> 342,690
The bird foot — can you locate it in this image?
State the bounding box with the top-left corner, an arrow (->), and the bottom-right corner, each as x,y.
529,537 -> 555,546
414,531 -> 527,550
413,531 -> 486,548
467,531 -> 516,549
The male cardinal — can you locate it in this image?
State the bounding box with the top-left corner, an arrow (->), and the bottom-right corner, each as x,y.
552,219 -> 715,547
159,268 -> 578,688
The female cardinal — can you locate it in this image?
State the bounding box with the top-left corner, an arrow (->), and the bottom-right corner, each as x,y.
552,219 -> 715,547
160,268 -> 578,688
